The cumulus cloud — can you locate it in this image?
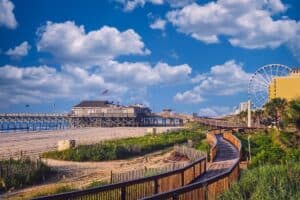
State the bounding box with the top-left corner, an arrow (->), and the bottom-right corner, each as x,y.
5,41 -> 31,58
174,91 -> 204,104
198,106 -> 232,117
0,64 -> 126,104
115,0 -> 194,11
37,21 -> 150,64
101,60 -> 192,86
0,0 -> 17,29
167,0 -> 300,53
115,0 -> 163,11
174,60 -> 251,104
0,60 -> 192,105
150,18 -> 166,30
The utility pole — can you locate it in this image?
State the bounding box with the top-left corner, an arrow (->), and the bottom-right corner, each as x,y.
247,100 -> 251,127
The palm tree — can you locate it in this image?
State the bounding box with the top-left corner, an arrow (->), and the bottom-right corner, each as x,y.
253,109 -> 264,125
284,98 -> 300,131
264,98 -> 288,128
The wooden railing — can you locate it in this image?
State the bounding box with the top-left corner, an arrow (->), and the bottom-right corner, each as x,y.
142,130 -> 241,200
206,130 -> 219,162
142,160 -> 239,200
32,157 -> 207,200
32,129 -> 241,200
223,130 -> 242,159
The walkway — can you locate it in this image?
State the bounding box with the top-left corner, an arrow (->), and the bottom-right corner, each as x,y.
195,134 -> 239,182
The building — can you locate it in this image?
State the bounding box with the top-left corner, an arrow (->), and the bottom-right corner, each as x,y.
71,101 -> 150,117
70,100 -> 182,127
233,102 -> 249,114
269,68 -> 300,101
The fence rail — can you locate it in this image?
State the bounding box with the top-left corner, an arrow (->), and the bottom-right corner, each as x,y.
111,163 -> 186,184
32,129 -> 241,200
142,130 -> 241,200
142,159 -> 239,200
206,129 -> 220,162
173,145 -> 206,162
33,157 -> 207,200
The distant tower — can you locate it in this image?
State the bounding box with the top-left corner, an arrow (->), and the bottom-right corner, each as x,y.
247,100 -> 251,127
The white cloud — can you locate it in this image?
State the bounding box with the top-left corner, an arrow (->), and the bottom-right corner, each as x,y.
37,21 -> 150,64
174,60 -> 251,104
115,0 -> 163,11
166,0 -> 195,8
174,91 -> 204,104
0,0 -> 17,29
0,60 -> 192,105
115,0 -> 194,11
167,0 -> 300,52
101,60 -> 192,86
150,18 -> 166,30
5,41 -> 31,58
198,106 -> 231,117
0,65 -> 126,104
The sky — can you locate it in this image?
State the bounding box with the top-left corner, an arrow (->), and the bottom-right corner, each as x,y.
0,0 -> 300,116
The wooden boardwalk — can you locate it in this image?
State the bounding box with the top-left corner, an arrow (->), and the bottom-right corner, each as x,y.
194,134 -> 239,182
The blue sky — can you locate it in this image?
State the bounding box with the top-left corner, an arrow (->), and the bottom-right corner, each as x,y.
0,0 -> 299,116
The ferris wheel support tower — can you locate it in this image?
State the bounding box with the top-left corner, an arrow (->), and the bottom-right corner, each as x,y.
247,100 -> 251,127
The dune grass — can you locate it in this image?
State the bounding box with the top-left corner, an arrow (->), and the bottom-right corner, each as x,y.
0,157 -> 52,192
218,163 -> 300,200
42,127 -> 207,162
234,129 -> 300,168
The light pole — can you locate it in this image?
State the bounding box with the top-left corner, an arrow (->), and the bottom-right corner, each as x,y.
248,135 -> 251,161
247,100 -> 252,127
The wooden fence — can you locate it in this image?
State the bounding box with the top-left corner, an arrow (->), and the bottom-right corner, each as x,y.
223,130 -> 242,158
111,163 -> 186,184
173,145 -> 206,162
32,129 -> 240,200
141,159 -> 239,200
111,145 -> 205,184
142,130 -> 241,200
33,157 -> 207,200
206,130 -> 218,162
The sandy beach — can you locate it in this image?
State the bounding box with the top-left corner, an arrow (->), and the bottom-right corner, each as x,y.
0,127 -> 181,159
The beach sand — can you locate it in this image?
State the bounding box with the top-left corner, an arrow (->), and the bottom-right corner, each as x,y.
0,127 -> 181,159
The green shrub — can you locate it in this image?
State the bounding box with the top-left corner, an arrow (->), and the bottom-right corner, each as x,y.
218,163 -> 300,200
0,157 -> 52,192
42,129 -> 206,162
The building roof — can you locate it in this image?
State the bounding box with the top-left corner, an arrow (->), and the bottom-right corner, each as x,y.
73,100 -> 113,108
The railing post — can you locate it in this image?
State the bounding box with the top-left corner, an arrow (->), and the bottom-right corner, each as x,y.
173,192 -> 179,200
121,186 -> 126,200
181,171 -> 185,186
204,184 -> 208,200
154,179 -> 159,194
193,164 -> 195,179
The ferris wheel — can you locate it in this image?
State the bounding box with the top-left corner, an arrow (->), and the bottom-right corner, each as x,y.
248,64 -> 291,109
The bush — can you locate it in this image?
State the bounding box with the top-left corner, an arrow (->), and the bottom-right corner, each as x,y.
42,129 -> 206,162
0,157 -> 52,192
218,163 -> 300,200
234,130 -> 299,168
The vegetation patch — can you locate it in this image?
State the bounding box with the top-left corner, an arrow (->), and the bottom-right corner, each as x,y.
0,157 -> 52,192
235,129 -> 300,168
42,126 -> 207,162
218,163 -> 300,200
